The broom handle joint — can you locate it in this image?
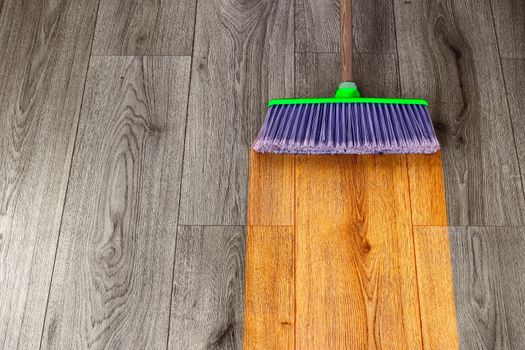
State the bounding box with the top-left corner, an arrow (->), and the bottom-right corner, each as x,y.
340,0 -> 353,82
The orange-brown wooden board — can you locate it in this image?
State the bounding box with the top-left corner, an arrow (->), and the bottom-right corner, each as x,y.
244,151 -> 458,349
244,226 -> 295,350
247,150 -> 295,226
295,154 -> 421,349
407,152 -> 448,226
413,226 -> 459,349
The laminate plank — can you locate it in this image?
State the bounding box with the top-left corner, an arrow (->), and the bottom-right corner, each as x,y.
491,0 -> 525,58
244,226 -> 294,350
179,0 -> 294,225
295,154 -> 422,349
295,52 -> 400,98
394,0 -> 525,226
295,0 -> 339,52
501,59 -> 525,198
354,53 -> 400,97
0,0 -> 99,348
407,153 -> 448,226
413,226 -> 459,349
352,0 -> 397,54
40,56 -> 191,349
92,0 -> 197,56
450,227 -> 525,349
295,0 -> 397,53
247,151 -> 294,226
169,226 -> 245,350
295,53 -> 340,97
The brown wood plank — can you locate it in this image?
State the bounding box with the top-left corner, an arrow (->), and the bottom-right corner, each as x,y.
169,226 -> 245,350
244,226 -> 294,350
247,151 -> 294,226
92,0 -> 197,55
450,226 -> 525,349
295,154 -> 422,349
407,153 -> 448,226
40,56 -> 190,349
492,0 -> 525,58
179,0 -> 294,225
413,226 -> 459,349
0,0 -> 99,348
394,0 -> 525,226
295,0 -> 397,54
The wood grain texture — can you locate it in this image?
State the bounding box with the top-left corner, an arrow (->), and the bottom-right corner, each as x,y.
92,0 -> 197,56
295,0 -> 397,54
0,0 -> 99,348
354,53 -> 400,97
247,150 -> 294,226
408,153 -> 448,226
450,227 -> 525,349
501,59 -> 525,199
413,226 -> 459,349
40,56 -> 191,349
394,0 -> 525,226
295,53 -> 340,97
295,0 -> 339,53
179,0 -> 294,225
295,52 -> 400,98
295,155 -> 422,349
169,226 -> 245,350
244,226 -> 294,350
352,0 -> 397,54
491,0 -> 525,58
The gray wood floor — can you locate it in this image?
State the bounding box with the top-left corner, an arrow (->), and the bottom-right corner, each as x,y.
0,0 -> 523,349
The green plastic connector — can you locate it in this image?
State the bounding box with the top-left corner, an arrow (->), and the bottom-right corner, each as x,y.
267,82 -> 429,107
334,82 -> 361,98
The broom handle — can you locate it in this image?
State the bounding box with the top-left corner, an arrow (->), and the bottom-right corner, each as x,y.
340,0 -> 353,82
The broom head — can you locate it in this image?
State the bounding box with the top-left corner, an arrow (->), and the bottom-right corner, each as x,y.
252,83 -> 439,154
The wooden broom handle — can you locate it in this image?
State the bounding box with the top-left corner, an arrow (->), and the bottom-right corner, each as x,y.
340,0 -> 353,82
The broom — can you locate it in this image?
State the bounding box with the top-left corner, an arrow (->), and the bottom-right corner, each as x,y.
252,0 -> 439,154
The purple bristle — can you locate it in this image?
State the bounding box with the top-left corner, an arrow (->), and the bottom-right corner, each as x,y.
252,103 -> 440,154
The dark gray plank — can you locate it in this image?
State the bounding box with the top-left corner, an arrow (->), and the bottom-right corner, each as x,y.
92,0 -> 197,55
394,0 -> 525,226
179,0 -> 294,225
353,0 -> 397,54
502,59 -> 525,198
40,56 -> 190,349
491,0 -> 525,58
450,227 -> 525,349
169,226 -> 245,350
354,53 -> 400,97
295,0 -> 397,53
0,0 -> 99,348
295,53 -> 340,96
295,52 -> 400,98
295,0 -> 339,52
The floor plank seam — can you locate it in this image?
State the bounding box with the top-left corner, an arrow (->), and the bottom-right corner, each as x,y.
165,0 -> 200,347
491,6 -> 525,210
37,1 -> 103,348
246,225 -> 295,228
293,155 -> 297,350
405,156 -> 426,350
178,224 -> 248,228
90,54 -> 194,58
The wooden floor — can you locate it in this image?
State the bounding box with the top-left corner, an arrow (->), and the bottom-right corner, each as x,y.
245,151 -> 458,349
0,0 -> 524,349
